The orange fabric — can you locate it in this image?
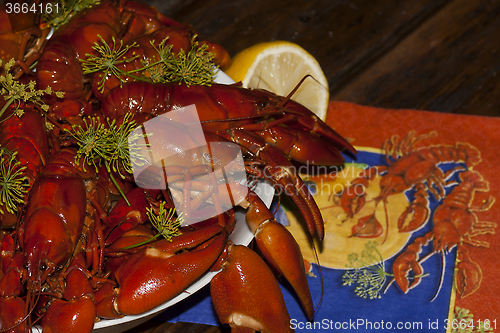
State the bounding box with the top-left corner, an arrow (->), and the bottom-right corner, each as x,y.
326,101 -> 500,320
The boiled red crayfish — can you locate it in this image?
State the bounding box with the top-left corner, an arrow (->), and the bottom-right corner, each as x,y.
92,184 -> 312,332
100,80 -> 355,241
339,130 -> 481,242
0,106 -> 50,227
0,5 -> 49,77
392,169 -> 496,298
36,0 -> 230,120
0,148 -> 106,332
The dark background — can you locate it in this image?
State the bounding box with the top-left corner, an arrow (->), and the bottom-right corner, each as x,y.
157,0 -> 500,117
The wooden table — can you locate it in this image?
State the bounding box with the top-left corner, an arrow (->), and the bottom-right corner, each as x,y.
127,0 -> 500,332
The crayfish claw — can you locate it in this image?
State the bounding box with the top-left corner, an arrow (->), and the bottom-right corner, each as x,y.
211,244 -> 293,333
455,247 -> 482,298
350,213 -> 383,238
397,183 -> 430,233
393,257 -> 415,293
392,250 -> 425,293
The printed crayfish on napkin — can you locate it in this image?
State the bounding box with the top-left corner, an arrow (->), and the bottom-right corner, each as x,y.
337,130 -> 497,299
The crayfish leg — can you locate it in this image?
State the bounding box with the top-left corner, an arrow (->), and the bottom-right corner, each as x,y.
40,253 -> 97,333
227,129 -> 325,240
242,189 -> 314,320
0,253 -> 27,333
255,220 -> 315,321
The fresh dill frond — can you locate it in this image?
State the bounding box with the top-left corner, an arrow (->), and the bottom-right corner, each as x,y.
69,116 -> 110,172
146,35 -> 217,86
160,36 -> 217,86
45,122 -> 55,131
147,202 -> 183,242
69,113 -> 149,178
144,63 -> 168,83
0,147 -> 30,214
105,113 -> 146,178
121,203 -> 183,250
42,0 -> 101,31
341,241 -> 390,299
80,35 -> 218,93
13,108 -> 24,118
81,35 -> 140,93
0,59 -> 64,121
68,114 -> 148,206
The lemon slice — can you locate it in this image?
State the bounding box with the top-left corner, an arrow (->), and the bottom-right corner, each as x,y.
225,41 -> 329,121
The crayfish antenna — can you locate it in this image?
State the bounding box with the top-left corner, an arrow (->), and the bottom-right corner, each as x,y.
382,198 -> 390,245
279,75 -> 313,107
430,251 -> 446,302
310,235 -> 324,321
279,74 -> 329,110
3,279 -> 41,333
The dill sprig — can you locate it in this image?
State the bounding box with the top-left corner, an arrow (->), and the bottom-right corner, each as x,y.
81,35 -> 142,93
105,113 -> 146,178
42,0 -> 101,31
341,241 -> 391,299
67,113 -> 149,205
146,36 -> 217,86
0,147 -> 30,214
69,113 -> 142,175
70,116 -> 110,172
81,35 -> 218,93
0,59 -> 64,121
148,202 -> 183,242
122,203 -> 183,250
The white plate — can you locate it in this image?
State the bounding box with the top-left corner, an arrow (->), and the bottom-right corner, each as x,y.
91,70 -> 272,333
213,69 -> 236,85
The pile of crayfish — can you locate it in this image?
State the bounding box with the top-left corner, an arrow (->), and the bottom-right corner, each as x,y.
0,0 -> 355,332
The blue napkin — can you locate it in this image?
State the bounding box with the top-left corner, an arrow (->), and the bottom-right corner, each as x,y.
157,149 -> 458,332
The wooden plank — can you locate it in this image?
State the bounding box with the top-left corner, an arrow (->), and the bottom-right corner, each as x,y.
123,319 -> 230,332
141,0 -> 197,16
333,0 -> 500,116
163,0 -> 451,93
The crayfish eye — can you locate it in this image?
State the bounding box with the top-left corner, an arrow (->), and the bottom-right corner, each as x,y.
40,262 -> 47,271
257,100 -> 268,109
